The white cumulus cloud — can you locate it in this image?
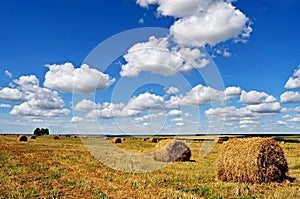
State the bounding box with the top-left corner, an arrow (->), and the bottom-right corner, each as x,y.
168,109 -> 182,116
0,103 -> 11,108
44,62 -> 115,93
73,99 -> 101,112
285,65 -> 300,89
239,90 -> 276,105
120,36 -> 209,77
0,87 -> 25,102
5,70 -> 12,78
166,86 -> 179,94
136,0 -> 251,46
126,92 -> 166,111
246,102 -> 281,113
280,91 -> 300,103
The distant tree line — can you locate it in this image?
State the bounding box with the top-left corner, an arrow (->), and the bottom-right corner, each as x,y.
33,128 -> 49,136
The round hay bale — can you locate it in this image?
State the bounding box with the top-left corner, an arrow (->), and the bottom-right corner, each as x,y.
18,135 -> 28,142
154,139 -> 191,162
53,136 -> 60,140
215,137 -> 224,144
112,137 -> 122,144
217,137 -> 289,183
149,137 -> 158,143
30,135 -> 36,139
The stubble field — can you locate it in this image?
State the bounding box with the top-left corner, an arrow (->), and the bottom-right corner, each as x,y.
0,135 -> 299,199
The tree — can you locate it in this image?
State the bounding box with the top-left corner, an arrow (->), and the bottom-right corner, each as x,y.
40,128 -> 49,136
33,128 -> 41,136
33,128 -> 49,136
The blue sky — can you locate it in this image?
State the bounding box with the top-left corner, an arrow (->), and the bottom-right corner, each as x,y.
1,0 -> 300,135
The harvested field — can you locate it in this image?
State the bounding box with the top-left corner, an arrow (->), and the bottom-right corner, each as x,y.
0,135 -> 299,198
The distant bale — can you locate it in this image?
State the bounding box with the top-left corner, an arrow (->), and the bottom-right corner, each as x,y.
122,138 -> 126,141
217,137 -> 289,183
30,135 -> 36,139
112,137 -> 122,144
18,135 -> 28,142
143,138 -> 147,141
154,139 -> 191,162
149,137 -> 158,143
215,137 -> 224,144
53,136 -> 60,140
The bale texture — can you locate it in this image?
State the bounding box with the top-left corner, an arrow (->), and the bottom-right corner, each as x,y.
217,137 -> 288,183
112,137 -> 122,144
149,137 -> 158,143
154,139 -> 191,162
18,135 -> 28,142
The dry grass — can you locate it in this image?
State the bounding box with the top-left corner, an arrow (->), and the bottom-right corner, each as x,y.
0,135 -> 299,198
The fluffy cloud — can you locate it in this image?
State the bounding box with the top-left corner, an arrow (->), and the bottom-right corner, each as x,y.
166,86 -> 179,94
276,120 -> 287,125
239,90 -> 276,105
295,106 -> 300,112
11,103 -> 69,117
136,0 -> 213,18
224,86 -> 241,99
44,62 -> 115,93
246,102 -> 281,113
86,102 -> 139,119
10,86 -> 70,117
170,2 -> 249,46
205,106 -> 255,121
126,92 -> 166,111
75,93 -> 165,120
1,75 -> 71,118
280,91 -> 300,103
136,0 -> 251,46
0,87 -> 25,102
171,117 -> 183,123
285,65 -> 300,89
205,102 -> 280,122
168,85 -> 240,107
175,122 -> 185,127
120,36 -> 208,77
168,109 -> 182,116
14,75 -> 39,88
134,112 -> 165,123
289,115 -> 300,122
73,99 -> 101,112
5,70 -> 12,78
0,103 -> 11,108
